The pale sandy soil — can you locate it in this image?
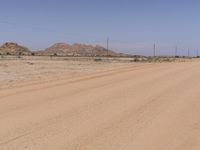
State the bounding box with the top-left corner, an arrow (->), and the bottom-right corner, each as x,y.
0,60 -> 200,150
0,59 -> 133,89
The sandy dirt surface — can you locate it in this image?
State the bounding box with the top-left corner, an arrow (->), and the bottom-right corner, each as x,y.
0,61 -> 200,150
0,59 -> 133,89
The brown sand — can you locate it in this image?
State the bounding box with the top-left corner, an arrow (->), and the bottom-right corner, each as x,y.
0,61 -> 200,150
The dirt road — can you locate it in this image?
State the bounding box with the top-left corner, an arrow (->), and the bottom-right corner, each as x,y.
0,62 -> 200,150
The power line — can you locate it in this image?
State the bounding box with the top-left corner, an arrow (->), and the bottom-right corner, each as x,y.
0,21 -> 60,34
0,20 -> 106,42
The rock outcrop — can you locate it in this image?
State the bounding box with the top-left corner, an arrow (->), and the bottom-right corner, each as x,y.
0,42 -> 129,57
38,43 -> 118,56
0,42 -> 31,55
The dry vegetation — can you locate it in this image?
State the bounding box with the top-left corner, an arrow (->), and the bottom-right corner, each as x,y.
0,55 -> 197,90
0,56 -> 134,89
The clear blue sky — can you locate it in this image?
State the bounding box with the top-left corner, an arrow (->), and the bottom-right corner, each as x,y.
0,0 -> 200,56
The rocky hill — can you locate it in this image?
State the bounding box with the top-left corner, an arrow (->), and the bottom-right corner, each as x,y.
37,43 -> 119,57
0,42 -> 31,55
0,42 -> 130,57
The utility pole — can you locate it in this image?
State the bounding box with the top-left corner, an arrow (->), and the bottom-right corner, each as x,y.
153,43 -> 156,57
188,49 -> 190,58
107,37 -> 109,57
197,50 -> 199,57
175,46 -> 178,57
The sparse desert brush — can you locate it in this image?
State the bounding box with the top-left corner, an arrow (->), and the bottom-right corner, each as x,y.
0,54 -> 3,58
94,58 -> 102,62
133,57 -> 139,62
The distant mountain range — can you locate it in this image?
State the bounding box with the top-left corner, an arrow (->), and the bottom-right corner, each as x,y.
0,42 -> 130,57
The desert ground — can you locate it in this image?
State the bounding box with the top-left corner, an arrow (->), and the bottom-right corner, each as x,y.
0,57 -> 200,150
0,56 -> 134,89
